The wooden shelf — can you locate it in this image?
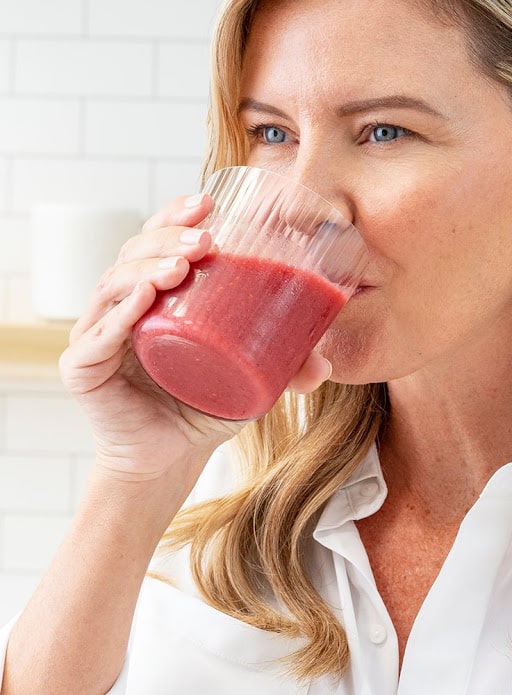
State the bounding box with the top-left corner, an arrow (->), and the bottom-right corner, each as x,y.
0,322 -> 73,381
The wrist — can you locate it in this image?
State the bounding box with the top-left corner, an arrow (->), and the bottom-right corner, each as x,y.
84,445 -> 215,529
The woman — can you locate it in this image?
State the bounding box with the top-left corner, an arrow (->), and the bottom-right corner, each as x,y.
2,0 -> 512,693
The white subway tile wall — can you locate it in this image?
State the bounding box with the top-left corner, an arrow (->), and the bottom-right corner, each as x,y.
0,40 -> 11,93
3,514 -> 74,572
0,160 -> 9,212
157,42 -> 211,99
85,101 -> 208,158
87,0 -> 220,39
15,40 -> 154,97
12,158 -> 151,213
0,0 -> 83,36
0,455 -> 71,512
153,161 -> 203,211
0,0 -> 224,624
0,99 -> 81,155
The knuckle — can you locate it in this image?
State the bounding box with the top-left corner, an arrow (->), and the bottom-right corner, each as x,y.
95,265 -> 117,299
141,217 -> 154,234
116,237 -> 136,263
143,198 -> 188,233
155,237 -> 180,258
69,315 -> 90,345
142,210 -> 171,234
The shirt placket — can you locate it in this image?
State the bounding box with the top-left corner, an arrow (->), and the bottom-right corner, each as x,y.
397,464 -> 512,695
313,470 -> 399,695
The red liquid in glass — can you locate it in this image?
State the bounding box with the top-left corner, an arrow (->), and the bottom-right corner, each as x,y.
132,253 -> 347,420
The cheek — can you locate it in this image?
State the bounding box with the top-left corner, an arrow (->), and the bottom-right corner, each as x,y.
316,138 -> 512,382
356,144 -> 512,265
353,161 -> 458,263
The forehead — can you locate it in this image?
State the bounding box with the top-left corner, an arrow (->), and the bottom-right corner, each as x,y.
241,0 -> 474,107
247,0 -> 458,54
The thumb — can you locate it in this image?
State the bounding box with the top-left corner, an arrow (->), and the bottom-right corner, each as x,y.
287,352 -> 333,394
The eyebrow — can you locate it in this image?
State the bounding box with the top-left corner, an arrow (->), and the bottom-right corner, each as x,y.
337,95 -> 446,119
238,98 -> 290,119
238,95 -> 447,120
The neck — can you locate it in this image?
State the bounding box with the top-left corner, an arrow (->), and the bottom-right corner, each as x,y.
379,327 -> 512,523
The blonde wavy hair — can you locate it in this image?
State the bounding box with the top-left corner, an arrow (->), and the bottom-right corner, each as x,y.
150,0 -> 512,683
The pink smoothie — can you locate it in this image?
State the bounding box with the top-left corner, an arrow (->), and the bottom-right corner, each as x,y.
132,252 -> 347,420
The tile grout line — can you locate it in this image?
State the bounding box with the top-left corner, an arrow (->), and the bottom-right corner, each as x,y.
81,0 -> 90,37
78,98 -> 87,155
0,33 -> 211,43
0,512 -> 4,572
0,393 -> 6,451
4,156 -> 13,215
151,41 -> 160,99
7,38 -> 16,96
0,93 -> 207,104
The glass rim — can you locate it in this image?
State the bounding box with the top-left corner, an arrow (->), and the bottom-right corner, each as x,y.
199,164 -> 369,292
204,165 -> 353,224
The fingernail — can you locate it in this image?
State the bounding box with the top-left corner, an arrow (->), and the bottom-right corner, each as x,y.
158,256 -> 184,269
179,229 -> 208,245
321,358 -> 333,382
184,193 -> 206,209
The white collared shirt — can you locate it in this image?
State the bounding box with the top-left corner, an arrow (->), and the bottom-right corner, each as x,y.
2,444 -> 512,694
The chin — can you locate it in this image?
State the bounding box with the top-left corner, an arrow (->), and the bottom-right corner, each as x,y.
316,323 -> 406,385
316,326 -> 378,385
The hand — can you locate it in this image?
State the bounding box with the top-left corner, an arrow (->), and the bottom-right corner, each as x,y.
59,194 -> 332,483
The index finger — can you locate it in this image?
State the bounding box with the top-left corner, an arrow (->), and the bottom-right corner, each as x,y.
142,194 -> 214,234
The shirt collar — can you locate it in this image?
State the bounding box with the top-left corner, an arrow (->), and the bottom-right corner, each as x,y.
478,459 -> 512,498
314,443 -> 387,535
313,443 -> 512,538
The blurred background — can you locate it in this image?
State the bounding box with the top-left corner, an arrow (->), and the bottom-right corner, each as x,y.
0,0 -> 223,623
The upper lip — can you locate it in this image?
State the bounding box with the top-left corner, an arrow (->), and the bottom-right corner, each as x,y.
342,279 -> 376,290
349,282 -> 377,296
335,272 -> 378,291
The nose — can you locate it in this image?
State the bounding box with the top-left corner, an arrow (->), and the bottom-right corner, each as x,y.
204,164 -> 368,291
253,160 -> 366,289
286,152 -> 356,227
278,150 -> 366,289
241,164 -> 354,243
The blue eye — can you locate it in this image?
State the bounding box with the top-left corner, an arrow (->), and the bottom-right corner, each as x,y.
245,124 -> 290,145
370,125 -> 408,143
262,126 -> 287,144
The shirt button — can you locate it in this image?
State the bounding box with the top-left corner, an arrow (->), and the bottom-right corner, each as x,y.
360,481 -> 379,498
369,624 -> 387,644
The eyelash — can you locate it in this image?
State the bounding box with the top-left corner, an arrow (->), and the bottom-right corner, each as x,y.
245,122 -> 416,145
363,121 -> 414,144
245,124 -> 289,143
